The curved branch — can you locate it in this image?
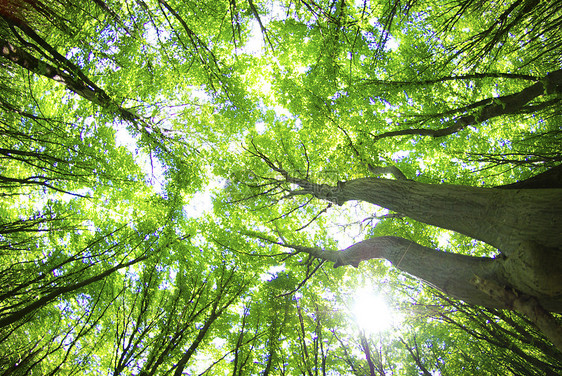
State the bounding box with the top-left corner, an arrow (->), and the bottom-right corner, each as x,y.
361,72 -> 540,87
294,203 -> 331,232
370,68 -> 562,143
281,236 -> 508,309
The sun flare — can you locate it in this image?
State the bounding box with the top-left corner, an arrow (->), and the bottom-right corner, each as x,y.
352,289 -> 394,333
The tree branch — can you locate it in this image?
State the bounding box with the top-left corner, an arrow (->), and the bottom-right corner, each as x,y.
274,236 -> 511,309
369,68 -> 562,143
361,72 -> 540,87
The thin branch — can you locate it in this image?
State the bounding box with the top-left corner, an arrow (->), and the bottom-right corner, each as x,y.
276,259 -> 325,298
267,197 -> 315,223
247,0 -> 274,50
294,203 -> 332,232
211,236 -> 291,258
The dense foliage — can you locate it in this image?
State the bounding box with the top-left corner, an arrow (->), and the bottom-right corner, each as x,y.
1,0 -> 561,375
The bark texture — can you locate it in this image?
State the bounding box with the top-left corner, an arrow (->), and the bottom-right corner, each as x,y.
473,276 -> 562,352
295,177 -> 562,255
280,167 -> 562,313
345,237 -> 507,309
296,236 -> 562,312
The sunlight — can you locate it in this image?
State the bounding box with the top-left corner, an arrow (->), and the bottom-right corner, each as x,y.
114,126 -> 166,194
352,289 -> 394,333
183,175 -> 226,218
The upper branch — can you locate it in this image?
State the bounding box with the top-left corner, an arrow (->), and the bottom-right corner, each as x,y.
360,72 -> 540,87
369,68 -> 562,143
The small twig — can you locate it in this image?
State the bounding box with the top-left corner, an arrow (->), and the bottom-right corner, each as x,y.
294,203 -> 332,232
276,259 -> 325,298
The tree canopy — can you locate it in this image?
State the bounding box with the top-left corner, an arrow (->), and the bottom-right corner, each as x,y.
1,0 -> 561,375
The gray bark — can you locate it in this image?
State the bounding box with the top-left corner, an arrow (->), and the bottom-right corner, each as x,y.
300,236 -> 508,309
293,177 -> 562,256
294,236 -> 562,312
281,174 -> 562,311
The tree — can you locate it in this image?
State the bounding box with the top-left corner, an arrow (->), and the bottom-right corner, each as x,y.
243,144 -> 562,307
1,0 -> 562,374
215,0 -> 562,352
231,143 -> 562,349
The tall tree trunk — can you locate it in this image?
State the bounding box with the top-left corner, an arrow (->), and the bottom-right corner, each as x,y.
269,161 -> 562,310
294,236 -> 562,312
293,177 -> 562,255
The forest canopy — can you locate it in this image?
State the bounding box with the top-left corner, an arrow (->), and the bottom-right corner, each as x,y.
1,0 -> 561,375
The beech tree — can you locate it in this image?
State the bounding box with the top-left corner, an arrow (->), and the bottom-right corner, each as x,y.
1,0 -> 562,374
236,143 -> 562,348
213,0 -> 562,353
246,145 -> 562,304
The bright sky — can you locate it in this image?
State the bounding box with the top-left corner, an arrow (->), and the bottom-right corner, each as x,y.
352,288 -> 399,333
112,3 -> 404,338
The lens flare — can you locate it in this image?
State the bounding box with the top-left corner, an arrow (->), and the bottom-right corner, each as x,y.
352,289 -> 393,333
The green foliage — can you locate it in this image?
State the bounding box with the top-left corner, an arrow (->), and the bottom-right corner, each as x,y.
1,0 -> 561,375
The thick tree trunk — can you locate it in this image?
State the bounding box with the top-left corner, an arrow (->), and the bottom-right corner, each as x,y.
301,177 -> 562,255
297,236 -> 562,313
277,169 -> 562,312
284,174 -> 562,311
